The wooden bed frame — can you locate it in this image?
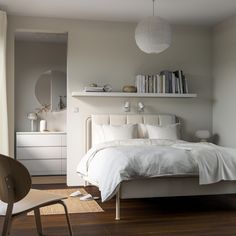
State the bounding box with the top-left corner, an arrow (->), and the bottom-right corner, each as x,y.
84,114 -> 236,220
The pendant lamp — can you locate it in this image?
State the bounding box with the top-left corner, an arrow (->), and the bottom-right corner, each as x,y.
135,0 -> 171,54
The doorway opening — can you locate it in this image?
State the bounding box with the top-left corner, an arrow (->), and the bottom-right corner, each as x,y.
14,31 -> 68,184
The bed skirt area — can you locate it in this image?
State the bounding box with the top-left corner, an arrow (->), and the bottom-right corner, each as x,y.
119,177 -> 236,199
84,176 -> 236,220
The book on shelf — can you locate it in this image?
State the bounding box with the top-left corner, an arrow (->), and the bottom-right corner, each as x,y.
135,75 -> 144,93
179,73 -> 184,93
148,75 -> 153,93
157,75 -> 162,93
145,76 -> 148,93
141,75 -> 145,93
160,70 -> 174,93
153,75 -> 157,93
135,75 -> 140,93
172,73 -> 176,94
162,75 -> 166,94
184,76 -> 189,94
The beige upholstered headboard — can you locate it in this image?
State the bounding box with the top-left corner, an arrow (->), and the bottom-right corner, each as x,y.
86,114 -> 179,151
86,114 -> 178,151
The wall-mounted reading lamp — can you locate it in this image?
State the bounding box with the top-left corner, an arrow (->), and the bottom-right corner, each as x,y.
138,102 -> 145,112
123,101 -> 130,112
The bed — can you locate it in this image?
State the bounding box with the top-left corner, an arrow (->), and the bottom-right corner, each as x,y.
77,114 -> 236,220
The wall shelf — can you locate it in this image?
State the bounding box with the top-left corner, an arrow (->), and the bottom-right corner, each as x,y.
72,91 -> 197,98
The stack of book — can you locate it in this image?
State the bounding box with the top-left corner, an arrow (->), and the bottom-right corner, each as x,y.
83,86 -> 104,92
135,70 -> 188,94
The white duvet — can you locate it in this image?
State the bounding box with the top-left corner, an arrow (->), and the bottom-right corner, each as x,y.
77,139 -> 236,201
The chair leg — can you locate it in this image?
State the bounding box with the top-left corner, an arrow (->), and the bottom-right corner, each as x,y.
58,200 -> 73,236
2,203 -> 13,236
34,208 -> 44,236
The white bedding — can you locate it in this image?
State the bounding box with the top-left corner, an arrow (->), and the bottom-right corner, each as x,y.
77,139 -> 236,202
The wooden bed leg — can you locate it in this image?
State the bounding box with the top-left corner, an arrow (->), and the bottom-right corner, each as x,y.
115,189 -> 120,220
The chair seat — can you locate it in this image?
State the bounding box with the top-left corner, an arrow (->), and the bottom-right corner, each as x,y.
0,189 -> 66,216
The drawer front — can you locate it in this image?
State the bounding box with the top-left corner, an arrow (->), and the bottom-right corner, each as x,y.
62,159 -> 67,174
17,147 -> 61,160
19,159 -> 62,176
17,134 -> 61,147
62,147 -> 67,158
61,134 -> 67,146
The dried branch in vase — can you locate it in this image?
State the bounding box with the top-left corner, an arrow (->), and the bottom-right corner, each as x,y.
35,104 -> 51,114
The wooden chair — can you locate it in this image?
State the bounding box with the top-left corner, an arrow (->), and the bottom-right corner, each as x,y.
0,154 -> 73,236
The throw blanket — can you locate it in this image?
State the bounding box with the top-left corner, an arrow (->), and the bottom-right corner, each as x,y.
172,142 -> 236,184
77,139 -> 236,201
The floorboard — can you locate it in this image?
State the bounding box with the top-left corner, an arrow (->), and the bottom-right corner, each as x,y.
2,184 -> 236,235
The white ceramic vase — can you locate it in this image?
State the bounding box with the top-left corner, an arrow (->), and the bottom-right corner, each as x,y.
40,120 -> 47,132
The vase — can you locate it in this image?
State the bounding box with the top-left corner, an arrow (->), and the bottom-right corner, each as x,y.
40,120 -> 47,132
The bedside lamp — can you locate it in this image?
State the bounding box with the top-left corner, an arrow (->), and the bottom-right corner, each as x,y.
195,130 -> 211,142
27,112 -> 37,132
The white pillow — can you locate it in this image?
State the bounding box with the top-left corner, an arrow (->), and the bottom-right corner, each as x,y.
138,123 -> 148,138
92,123 -> 106,145
103,124 -> 138,142
146,123 -> 180,140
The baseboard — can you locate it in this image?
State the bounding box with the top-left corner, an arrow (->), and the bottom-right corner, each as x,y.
32,175 -> 67,184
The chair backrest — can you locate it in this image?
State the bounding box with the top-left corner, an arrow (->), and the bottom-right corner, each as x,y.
0,154 -> 31,203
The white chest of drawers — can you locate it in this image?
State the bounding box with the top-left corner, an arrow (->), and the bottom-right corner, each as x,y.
16,132 -> 67,176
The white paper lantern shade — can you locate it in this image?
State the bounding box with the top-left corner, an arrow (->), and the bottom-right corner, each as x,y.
135,16 -> 171,54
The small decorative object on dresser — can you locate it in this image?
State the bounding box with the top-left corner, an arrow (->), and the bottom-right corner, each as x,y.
36,104 -> 50,132
40,119 -> 48,132
122,85 -> 137,93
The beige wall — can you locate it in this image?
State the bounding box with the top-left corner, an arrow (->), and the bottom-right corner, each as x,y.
15,41 -> 67,132
212,16 -> 236,147
7,16 -> 212,185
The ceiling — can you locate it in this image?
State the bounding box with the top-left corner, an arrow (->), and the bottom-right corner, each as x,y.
1,0 -> 236,26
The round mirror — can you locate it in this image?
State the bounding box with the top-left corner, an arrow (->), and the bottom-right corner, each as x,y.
35,70 -> 67,111
35,71 -> 51,107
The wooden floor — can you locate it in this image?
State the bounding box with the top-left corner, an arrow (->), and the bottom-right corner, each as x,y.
2,184 -> 236,236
